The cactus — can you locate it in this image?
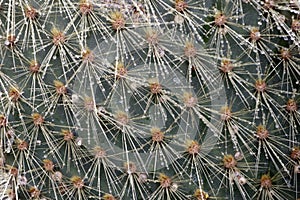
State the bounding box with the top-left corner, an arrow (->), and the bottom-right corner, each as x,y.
0,0 -> 299,199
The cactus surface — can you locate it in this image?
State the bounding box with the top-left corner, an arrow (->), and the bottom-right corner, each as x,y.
0,0 -> 299,199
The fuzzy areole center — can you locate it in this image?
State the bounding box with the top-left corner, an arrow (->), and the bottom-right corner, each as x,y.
220,106 -> 232,121
184,42 -> 197,58
194,189 -> 209,200
116,63 -> 127,78
111,12 -> 125,30
256,125 -> 269,139
187,140 -> 200,155
93,146 -> 107,158
84,98 -> 95,112
183,92 -> 197,108
43,159 -> 54,171
52,30 -> 66,46
6,189 -> 16,199
9,167 -> 18,177
286,99 -> 298,112
151,128 -> 164,142
221,59 -> 234,73
223,154 -> 237,169
0,115 -> 6,127
25,6 -> 38,20
159,173 -> 172,188
260,174 -> 272,189
103,194 -> 116,200
263,0 -> 275,9
62,130 -> 74,141
255,79 -> 266,92
5,35 -> 16,47
280,48 -> 291,60
82,49 -> 95,62
291,147 -> 300,160
79,0 -> 93,15
250,28 -> 261,42
29,187 -> 40,198
54,80 -> 67,95
71,176 -> 85,189
115,112 -> 129,125
150,82 -> 162,94
29,61 -> 40,73
175,0 -> 188,12
17,140 -> 28,151
215,12 -> 226,27
145,30 -> 159,45
124,162 -> 137,174
291,19 -> 300,31
32,113 -> 44,125
9,88 -> 21,102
